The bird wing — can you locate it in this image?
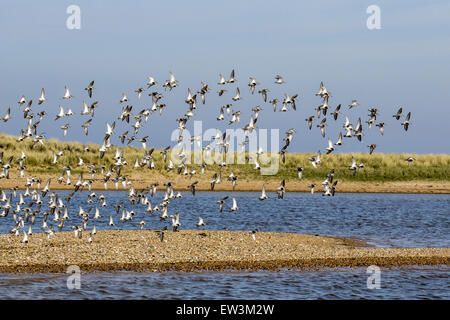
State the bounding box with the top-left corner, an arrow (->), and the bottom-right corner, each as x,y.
230,69 -> 235,80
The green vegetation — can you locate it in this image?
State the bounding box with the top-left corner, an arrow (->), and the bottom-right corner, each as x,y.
0,134 -> 449,182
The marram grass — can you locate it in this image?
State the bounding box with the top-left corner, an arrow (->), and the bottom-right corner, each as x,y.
0,134 -> 449,182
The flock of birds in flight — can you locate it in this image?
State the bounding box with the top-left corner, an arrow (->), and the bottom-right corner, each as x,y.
0,70 -> 413,243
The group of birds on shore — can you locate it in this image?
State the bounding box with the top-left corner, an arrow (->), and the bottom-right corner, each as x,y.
0,70 -> 413,243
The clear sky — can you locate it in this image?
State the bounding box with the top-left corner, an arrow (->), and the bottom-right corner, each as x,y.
0,1 -> 449,154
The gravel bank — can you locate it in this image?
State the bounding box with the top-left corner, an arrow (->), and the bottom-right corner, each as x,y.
1,230 -> 448,273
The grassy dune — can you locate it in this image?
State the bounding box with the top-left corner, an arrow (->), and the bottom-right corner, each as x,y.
0,134 -> 449,192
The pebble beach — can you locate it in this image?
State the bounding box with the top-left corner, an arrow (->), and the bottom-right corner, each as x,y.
1,230 -> 448,273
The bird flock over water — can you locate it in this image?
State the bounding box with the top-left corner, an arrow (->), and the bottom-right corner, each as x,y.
0,70 -> 413,243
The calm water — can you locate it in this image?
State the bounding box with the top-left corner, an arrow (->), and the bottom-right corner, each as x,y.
0,266 -> 448,299
1,191 -> 449,299
2,191 -> 449,247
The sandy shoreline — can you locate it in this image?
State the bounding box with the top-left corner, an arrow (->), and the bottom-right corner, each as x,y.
0,175 -> 450,194
1,230 -> 448,273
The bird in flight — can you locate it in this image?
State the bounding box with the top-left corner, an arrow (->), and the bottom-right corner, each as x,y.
85,80 -> 95,98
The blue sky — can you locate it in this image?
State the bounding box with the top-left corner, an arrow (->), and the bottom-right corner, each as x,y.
0,1 -> 449,154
